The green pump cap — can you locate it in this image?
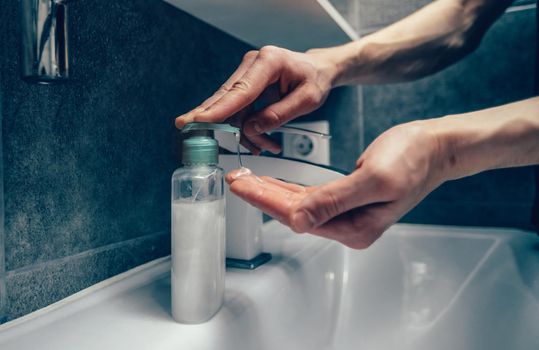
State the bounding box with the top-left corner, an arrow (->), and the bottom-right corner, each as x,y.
181,123 -> 240,165
182,136 -> 218,165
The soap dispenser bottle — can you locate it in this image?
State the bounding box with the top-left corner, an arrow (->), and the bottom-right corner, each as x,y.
171,123 -> 238,324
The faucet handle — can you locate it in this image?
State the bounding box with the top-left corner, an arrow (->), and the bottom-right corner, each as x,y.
272,125 -> 331,139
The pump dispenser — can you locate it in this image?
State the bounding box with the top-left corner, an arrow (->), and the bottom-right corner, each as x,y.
171,123 -> 239,324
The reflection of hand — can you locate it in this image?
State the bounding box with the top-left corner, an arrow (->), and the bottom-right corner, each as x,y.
226,121 -> 445,249
175,46 -> 338,154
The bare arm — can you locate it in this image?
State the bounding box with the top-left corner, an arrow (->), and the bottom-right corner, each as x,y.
176,0 -> 515,148
321,0 -> 515,85
430,97 -> 539,180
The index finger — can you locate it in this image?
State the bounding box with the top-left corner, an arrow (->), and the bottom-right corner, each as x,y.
228,174 -> 304,223
175,50 -> 258,129
189,52 -> 283,124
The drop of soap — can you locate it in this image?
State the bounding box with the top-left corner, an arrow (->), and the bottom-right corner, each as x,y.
235,167 -> 263,183
235,132 -> 243,168
236,167 -> 252,177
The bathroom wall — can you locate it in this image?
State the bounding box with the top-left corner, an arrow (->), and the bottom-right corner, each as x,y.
0,84 -> 5,323
0,0 -> 253,321
331,0 -> 538,228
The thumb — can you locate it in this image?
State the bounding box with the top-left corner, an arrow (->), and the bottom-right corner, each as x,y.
291,171 -> 380,233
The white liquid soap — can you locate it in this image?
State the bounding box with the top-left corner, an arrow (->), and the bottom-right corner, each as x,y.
171,199 -> 225,323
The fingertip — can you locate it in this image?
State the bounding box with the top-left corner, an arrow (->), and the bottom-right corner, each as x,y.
175,116 -> 185,129
244,119 -> 263,136
226,168 -> 253,183
268,145 -> 282,154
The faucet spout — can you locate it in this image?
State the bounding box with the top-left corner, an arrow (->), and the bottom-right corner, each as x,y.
21,0 -> 70,83
219,154 -> 346,269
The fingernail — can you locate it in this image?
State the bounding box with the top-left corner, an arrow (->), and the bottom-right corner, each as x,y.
229,167 -> 252,180
245,121 -> 263,136
269,146 -> 282,155
292,209 -> 317,232
175,117 -> 183,128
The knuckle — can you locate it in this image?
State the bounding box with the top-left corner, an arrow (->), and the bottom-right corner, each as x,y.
217,83 -> 231,93
303,87 -> 323,107
243,50 -> 258,61
231,79 -> 251,93
258,45 -> 282,61
261,108 -> 282,128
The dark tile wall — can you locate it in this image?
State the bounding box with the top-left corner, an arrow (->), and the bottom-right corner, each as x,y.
331,1 -> 537,228
327,0 -> 361,33
0,0 -> 362,322
0,0 -> 251,321
330,0 -> 432,34
0,85 -> 5,323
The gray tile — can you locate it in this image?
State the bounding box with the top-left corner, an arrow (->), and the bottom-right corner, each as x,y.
322,86 -> 363,172
5,232 -> 170,321
1,0 -> 251,271
0,276 -> 5,324
0,66 -> 5,324
402,200 -> 535,229
358,0 -> 433,32
329,0 -> 434,33
427,167 -> 536,204
327,0 -> 361,33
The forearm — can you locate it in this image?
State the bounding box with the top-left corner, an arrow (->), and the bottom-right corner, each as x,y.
428,97 -> 539,182
313,0 -> 513,86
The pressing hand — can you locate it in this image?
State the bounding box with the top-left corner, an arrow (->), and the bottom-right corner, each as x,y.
175,46 -> 339,154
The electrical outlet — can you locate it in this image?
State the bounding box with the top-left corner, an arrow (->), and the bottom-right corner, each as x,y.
282,121 -> 330,165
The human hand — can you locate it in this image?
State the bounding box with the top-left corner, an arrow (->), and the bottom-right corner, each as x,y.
175,46 -> 338,154
225,121 -> 446,249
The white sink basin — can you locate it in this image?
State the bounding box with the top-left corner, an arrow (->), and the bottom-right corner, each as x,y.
0,222 -> 538,350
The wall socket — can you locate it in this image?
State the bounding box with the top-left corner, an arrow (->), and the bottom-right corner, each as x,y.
282,121 -> 330,166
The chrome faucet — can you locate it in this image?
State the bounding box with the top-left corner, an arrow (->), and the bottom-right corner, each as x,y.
21,0 -> 69,83
219,125 -> 334,269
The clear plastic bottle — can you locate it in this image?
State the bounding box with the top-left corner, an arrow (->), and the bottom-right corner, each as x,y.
171,135 -> 225,324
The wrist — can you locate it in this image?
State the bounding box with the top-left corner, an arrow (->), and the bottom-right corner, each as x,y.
398,120 -> 452,187
422,114 -> 492,183
425,99 -> 539,182
421,117 -> 466,183
306,43 -> 359,88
